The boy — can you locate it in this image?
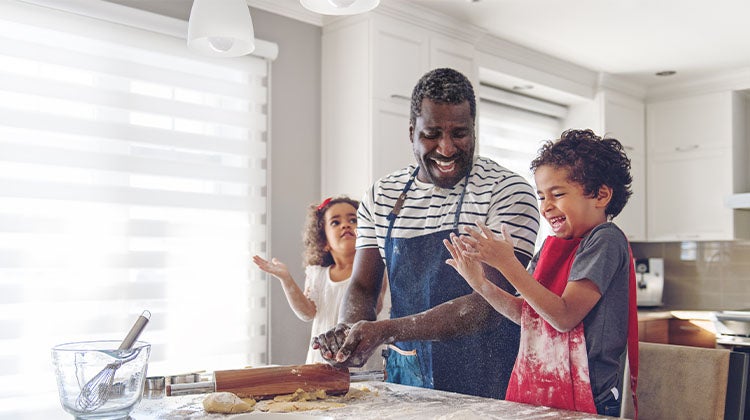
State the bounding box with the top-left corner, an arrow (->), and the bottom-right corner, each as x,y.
444,129 -> 638,416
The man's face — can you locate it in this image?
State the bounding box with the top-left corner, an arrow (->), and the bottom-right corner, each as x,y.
410,99 -> 475,188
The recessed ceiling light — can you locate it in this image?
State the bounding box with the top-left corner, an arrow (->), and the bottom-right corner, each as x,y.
655,70 -> 677,77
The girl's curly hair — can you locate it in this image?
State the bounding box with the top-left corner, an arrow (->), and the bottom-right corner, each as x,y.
302,196 -> 359,267
530,129 -> 633,218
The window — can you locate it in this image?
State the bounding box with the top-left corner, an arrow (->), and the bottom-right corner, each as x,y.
0,1 -> 274,418
477,84 -> 567,250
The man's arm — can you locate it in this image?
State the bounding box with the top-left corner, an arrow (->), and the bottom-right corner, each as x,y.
339,247 -> 385,323
374,250 -> 531,342
323,250 -> 531,366
311,247 -> 384,364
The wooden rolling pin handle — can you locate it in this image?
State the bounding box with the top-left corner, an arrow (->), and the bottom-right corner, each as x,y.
213,364 -> 351,399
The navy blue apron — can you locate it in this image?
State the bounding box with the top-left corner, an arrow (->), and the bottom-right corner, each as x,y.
383,166 -> 520,399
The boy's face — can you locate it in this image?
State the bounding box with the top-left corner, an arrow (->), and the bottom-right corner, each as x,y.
323,202 -> 358,256
534,165 -> 611,239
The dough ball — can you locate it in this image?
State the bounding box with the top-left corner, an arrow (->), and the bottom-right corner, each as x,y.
202,391 -> 256,414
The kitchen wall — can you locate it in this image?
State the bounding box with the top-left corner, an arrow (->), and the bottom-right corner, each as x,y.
632,240 -> 750,310
106,1 -> 322,365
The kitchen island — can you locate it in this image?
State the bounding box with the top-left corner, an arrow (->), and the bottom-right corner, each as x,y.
132,381 -> 617,419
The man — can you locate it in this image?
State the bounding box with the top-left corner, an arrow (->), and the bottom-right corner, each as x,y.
313,68 -> 539,399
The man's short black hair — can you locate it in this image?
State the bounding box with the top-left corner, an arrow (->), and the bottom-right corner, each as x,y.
410,68 -> 476,126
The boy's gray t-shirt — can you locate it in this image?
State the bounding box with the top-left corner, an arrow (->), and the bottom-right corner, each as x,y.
527,222 -> 630,404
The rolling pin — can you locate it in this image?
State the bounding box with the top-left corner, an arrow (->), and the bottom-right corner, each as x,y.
166,364 -> 351,399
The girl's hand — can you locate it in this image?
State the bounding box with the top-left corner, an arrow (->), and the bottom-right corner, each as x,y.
461,222 -> 516,271
252,255 -> 290,280
443,233 -> 488,293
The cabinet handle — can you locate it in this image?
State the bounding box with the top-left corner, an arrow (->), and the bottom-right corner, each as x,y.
624,146 -> 635,151
390,94 -> 411,101
679,234 -> 701,239
678,325 -> 699,331
674,144 -> 699,152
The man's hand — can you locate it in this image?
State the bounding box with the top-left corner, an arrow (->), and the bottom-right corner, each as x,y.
312,320 -> 389,367
311,323 -> 352,364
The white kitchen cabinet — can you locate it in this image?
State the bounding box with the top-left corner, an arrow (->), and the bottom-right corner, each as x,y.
567,90 -> 647,241
372,98 -> 413,183
429,36 -> 477,86
321,14 -> 476,199
617,154 -> 646,241
598,91 -> 646,242
646,91 -> 750,241
648,92 -> 734,155
372,18 -> 429,101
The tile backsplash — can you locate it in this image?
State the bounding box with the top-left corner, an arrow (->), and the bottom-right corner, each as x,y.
632,241 -> 750,310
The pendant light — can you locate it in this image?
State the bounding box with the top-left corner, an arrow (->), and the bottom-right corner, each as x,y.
300,0 -> 380,15
188,0 -> 255,57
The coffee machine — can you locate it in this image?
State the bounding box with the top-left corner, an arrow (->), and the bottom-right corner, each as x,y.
634,258 -> 664,307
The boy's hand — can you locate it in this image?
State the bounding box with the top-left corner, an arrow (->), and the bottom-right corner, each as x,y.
461,222 -> 516,270
444,233 -> 487,293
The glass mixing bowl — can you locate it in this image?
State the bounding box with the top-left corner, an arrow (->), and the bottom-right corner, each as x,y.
52,340 -> 151,419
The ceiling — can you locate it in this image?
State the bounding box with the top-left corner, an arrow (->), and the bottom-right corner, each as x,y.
106,0 -> 750,89
408,0 -> 750,88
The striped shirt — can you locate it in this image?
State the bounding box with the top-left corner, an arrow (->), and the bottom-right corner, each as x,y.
356,156 -> 540,261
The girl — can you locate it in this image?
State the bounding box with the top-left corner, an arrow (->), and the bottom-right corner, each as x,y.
444,129 -> 638,416
253,196 -> 389,369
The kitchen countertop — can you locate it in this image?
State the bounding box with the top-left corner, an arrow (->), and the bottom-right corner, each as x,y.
132,381 -> 617,419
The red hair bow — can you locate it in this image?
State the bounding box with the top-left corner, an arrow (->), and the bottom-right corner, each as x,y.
317,197 -> 332,211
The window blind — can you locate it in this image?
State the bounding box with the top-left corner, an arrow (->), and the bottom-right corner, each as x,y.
478,84 -> 566,250
0,2 -> 272,418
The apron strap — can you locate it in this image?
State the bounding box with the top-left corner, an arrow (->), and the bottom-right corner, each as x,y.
386,166 -> 420,243
452,171 -> 471,231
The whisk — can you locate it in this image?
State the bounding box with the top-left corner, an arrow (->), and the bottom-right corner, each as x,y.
75,310 -> 151,412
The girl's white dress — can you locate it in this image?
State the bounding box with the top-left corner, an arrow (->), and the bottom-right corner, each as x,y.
303,265 -> 390,371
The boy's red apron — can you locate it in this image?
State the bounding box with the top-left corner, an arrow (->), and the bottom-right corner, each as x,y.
505,235 -> 639,418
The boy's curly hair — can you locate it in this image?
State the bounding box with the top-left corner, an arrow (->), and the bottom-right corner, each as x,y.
530,129 -> 633,218
302,196 -> 359,267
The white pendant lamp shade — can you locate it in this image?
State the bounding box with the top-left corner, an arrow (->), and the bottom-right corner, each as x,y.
300,0 -> 380,15
188,0 -> 255,57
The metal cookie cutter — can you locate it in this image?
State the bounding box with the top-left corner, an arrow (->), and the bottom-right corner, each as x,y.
143,376 -> 166,399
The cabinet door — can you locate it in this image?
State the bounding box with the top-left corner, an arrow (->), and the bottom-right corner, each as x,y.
647,92 -> 734,155
429,36 -> 477,85
638,319 -> 668,343
602,94 -> 646,241
668,319 -> 716,348
372,98 -> 414,182
373,17 -> 429,100
604,94 -> 645,154
647,149 -> 734,241
616,155 -> 646,241
321,18 -> 373,199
